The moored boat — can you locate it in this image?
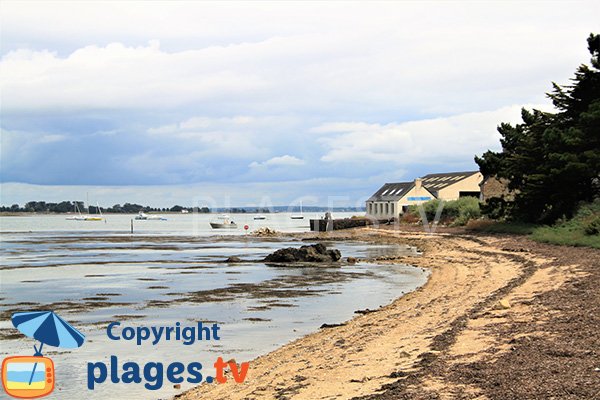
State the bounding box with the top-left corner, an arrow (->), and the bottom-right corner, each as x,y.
209,215 -> 237,229
135,212 -> 167,220
290,201 -> 304,219
66,200 -> 104,221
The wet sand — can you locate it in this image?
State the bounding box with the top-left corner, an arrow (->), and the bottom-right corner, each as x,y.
177,227 -> 599,400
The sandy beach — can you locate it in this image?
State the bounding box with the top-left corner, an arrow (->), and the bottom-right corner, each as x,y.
177,227 -> 600,400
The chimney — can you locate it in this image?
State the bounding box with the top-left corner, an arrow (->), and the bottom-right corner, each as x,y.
415,178 -> 422,191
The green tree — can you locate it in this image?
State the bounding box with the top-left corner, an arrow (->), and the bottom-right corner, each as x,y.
476,33 -> 600,223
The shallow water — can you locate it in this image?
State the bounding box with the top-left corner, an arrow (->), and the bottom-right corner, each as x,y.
0,215 -> 428,400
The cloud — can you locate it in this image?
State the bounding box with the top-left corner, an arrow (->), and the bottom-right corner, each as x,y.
2,3 -> 597,118
1,1 -> 598,197
249,155 -> 305,169
314,104 -> 552,166
0,41 -> 268,113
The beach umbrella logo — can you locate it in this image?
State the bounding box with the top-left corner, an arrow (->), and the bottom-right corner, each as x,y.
1,311 -> 85,399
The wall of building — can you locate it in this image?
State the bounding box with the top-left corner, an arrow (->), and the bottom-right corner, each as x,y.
366,185 -> 434,219
436,172 -> 483,201
366,201 -> 397,218
396,185 -> 435,214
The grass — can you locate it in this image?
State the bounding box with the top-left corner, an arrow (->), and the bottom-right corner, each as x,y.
530,225 -> 600,248
466,200 -> 600,249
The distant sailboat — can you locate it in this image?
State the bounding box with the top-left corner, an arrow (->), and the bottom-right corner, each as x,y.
291,201 -> 304,220
66,199 -> 103,221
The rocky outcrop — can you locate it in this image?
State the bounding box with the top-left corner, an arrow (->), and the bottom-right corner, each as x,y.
252,227 -> 278,237
264,243 -> 341,263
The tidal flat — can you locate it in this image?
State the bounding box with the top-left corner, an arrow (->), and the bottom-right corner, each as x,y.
0,216 -> 428,400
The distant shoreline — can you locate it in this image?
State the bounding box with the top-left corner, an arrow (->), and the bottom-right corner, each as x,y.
0,210 -> 366,216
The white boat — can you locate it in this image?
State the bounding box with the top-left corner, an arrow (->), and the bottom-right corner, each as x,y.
66,200 -> 104,221
291,201 -> 304,220
209,215 -> 237,229
135,212 -> 167,221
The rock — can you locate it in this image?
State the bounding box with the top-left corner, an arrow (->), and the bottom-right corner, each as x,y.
173,384 -> 181,389
319,322 -> 346,329
495,299 -> 511,309
252,227 -> 278,236
225,256 -> 242,263
347,257 -> 357,264
264,243 -> 342,263
389,371 -> 408,378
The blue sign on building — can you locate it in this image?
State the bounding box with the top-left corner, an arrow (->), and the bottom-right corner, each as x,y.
407,196 -> 432,201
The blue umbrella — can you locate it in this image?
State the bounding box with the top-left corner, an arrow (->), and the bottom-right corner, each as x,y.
11,311 -> 85,385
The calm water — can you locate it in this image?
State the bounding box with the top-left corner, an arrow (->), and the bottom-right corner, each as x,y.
0,214 -> 428,400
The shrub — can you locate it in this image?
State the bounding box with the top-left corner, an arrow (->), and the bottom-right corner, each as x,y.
584,216 -> 600,235
400,212 -> 420,224
409,197 -> 481,226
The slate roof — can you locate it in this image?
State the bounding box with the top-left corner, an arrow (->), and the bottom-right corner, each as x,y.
367,171 -> 480,201
367,182 -> 414,201
420,171 -> 480,192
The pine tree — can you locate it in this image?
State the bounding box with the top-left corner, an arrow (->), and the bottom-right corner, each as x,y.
476,33 -> 600,223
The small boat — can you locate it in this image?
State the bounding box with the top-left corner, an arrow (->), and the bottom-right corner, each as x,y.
66,200 -> 104,221
135,212 -> 167,221
209,215 -> 238,229
253,215 -> 267,220
290,201 -> 304,220
66,215 -> 103,221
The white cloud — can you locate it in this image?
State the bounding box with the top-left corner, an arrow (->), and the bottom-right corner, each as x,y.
249,155 -> 305,169
0,41 -> 268,112
2,2 -> 597,116
314,104 -> 553,165
145,115 -> 298,162
1,1 -> 598,193
147,115 -> 288,135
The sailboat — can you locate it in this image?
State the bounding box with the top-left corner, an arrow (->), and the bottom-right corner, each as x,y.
66,200 -> 103,221
291,201 -> 304,220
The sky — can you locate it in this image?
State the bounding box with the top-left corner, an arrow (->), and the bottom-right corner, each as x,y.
1,1 -> 598,207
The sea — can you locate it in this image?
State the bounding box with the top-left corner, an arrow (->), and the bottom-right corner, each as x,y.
0,213 -> 428,400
